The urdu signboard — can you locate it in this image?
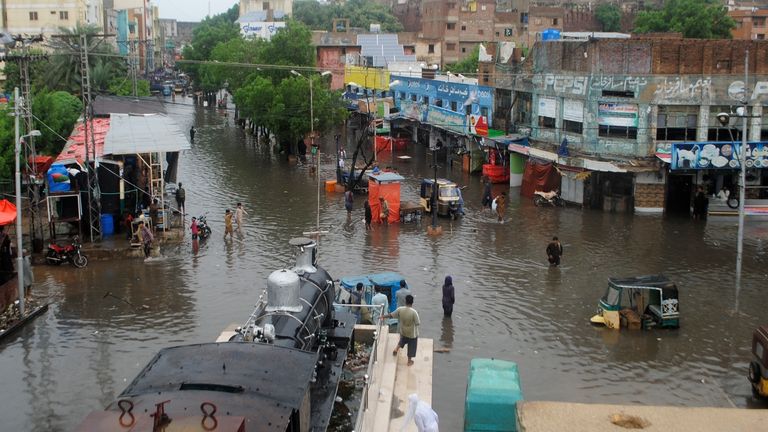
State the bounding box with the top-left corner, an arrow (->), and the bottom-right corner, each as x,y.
597,103 -> 638,127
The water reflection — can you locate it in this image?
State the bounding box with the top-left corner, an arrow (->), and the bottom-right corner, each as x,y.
440,317 -> 454,350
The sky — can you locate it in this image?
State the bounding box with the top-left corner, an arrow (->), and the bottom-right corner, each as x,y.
155,0 -> 238,22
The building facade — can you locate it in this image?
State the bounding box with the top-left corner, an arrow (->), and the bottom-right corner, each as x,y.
1,0 -> 103,35
495,37 -> 768,214
730,8 -> 768,40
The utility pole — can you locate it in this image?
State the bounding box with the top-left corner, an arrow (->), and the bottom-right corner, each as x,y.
79,33 -> 102,242
7,35 -> 46,251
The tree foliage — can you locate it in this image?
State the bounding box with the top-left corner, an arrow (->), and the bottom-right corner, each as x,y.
293,0 -> 403,32
595,4 -> 622,32
0,106 -> 16,179
447,45 -> 479,74
108,78 -> 151,97
181,4 -> 240,80
633,0 -> 736,39
31,91 -> 83,156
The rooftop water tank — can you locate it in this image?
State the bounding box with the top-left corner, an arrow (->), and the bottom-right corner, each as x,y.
541,29 -> 561,41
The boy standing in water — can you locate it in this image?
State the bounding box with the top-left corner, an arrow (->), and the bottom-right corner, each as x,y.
224,209 -> 234,239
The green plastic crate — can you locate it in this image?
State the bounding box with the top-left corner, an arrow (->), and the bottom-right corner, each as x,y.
464,358 -> 522,432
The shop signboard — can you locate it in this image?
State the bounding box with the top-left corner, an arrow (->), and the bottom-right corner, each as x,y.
668,141 -> 768,170
469,114 -> 488,136
426,106 -> 467,134
240,21 -> 286,39
399,100 -> 426,122
598,103 -> 638,127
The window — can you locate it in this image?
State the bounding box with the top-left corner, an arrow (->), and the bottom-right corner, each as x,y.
263,2 -> 270,10
656,106 -> 697,141
462,47 -> 466,53
521,12 -> 528,24
428,44 -> 435,54
481,4 -> 487,10
450,101 -> 458,111
447,23 -> 456,30
598,103 -> 638,139
563,100 -> 584,134
461,25 -> 466,31
59,10 -> 69,20
446,43 -> 456,51
435,99 -> 443,107
481,107 -> 489,118
553,18 -> 558,25
496,31 -> 500,37
29,11 -> 38,20
465,104 -> 472,115
479,29 -> 484,35
341,47 -> 346,55
411,94 -> 417,102
422,96 -> 429,105
538,97 -> 557,130
535,18 -> 541,25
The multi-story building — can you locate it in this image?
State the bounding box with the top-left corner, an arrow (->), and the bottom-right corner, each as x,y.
420,0 -> 520,67
730,8 -> 768,40
493,37 -> 768,214
239,0 -> 292,19
109,0 -> 153,72
1,0 -> 104,36
159,18 -> 178,66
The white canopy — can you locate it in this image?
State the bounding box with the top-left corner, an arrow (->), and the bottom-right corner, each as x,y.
104,114 -> 191,155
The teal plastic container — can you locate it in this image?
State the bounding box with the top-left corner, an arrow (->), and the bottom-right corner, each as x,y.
464,358 -> 522,432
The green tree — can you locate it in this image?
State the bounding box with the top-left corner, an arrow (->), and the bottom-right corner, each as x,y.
294,0 -> 403,32
42,24 -> 128,94
595,4 -> 622,32
181,4 -> 240,79
108,78 -> 151,96
0,106 -> 16,179
447,45 -> 479,74
633,0 -> 736,39
31,91 -> 83,155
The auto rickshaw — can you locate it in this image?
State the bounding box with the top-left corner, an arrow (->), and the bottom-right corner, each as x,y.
590,275 -> 680,330
748,325 -> 768,399
420,178 -> 460,218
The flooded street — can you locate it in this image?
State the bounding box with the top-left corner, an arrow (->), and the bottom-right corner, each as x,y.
2,101 -> 767,431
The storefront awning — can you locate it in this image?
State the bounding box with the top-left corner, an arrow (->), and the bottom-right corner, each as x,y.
104,114 -> 191,155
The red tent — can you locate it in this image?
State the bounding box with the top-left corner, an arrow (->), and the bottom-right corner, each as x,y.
0,200 -> 16,226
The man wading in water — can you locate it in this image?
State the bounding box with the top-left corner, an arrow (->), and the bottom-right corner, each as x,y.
546,236 -> 563,266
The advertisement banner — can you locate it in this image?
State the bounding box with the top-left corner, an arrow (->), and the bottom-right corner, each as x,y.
563,99 -> 584,122
399,100 -> 426,122
240,21 -> 286,39
598,103 -> 638,127
469,115 -> 488,136
538,97 -> 556,118
671,141 -> 768,170
426,106 -> 467,134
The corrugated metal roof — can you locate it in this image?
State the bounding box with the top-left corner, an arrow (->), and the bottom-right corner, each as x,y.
93,95 -> 166,117
104,114 -> 191,155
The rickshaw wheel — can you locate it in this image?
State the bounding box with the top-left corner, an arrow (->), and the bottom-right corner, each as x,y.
748,361 -> 761,384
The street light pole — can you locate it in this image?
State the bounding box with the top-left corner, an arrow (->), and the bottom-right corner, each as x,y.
736,49 -> 749,297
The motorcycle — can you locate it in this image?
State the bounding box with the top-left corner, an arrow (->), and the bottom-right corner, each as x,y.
533,190 -> 566,207
46,236 -> 88,268
197,215 -> 212,240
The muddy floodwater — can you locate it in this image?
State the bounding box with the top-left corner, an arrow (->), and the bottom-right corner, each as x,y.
2,101 -> 767,431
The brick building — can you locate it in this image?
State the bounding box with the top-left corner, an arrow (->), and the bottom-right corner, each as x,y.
495,37 -> 768,214
730,8 -> 768,40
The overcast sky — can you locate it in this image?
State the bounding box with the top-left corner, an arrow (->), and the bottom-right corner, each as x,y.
156,0 -> 238,22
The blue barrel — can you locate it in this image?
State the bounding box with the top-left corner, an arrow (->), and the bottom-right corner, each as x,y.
100,214 -> 114,236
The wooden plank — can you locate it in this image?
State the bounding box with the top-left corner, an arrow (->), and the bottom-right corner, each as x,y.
369,333 -> 401,432
389,338 -> 434,432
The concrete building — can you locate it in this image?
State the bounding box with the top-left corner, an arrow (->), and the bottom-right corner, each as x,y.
108,0 -> 153,72
420,0 -> 520,67
159,18 -> 178,65
1,0 -> 104,35
312,24 -> 362,90
730,8 -> 768,40
175,21 -> 197,49
239,0 -> 292,19
494,37 -> 768,214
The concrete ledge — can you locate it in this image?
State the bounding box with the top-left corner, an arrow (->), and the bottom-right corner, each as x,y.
518,401 -> 768,432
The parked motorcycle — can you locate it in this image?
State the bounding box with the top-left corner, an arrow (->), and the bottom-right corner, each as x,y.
533,190 -> 566,207
197,215 -> 212,240
46,236 -> 88,268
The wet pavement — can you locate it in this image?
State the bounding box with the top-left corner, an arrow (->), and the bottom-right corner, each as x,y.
1,99 -> 767,431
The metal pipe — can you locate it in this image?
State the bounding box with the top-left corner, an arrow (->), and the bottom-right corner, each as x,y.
13,87 -> 24,316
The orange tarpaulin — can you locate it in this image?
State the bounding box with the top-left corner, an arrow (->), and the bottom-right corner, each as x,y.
0,200 -> 17,226
368,172 -> 403,224
521,160 -> 561,198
